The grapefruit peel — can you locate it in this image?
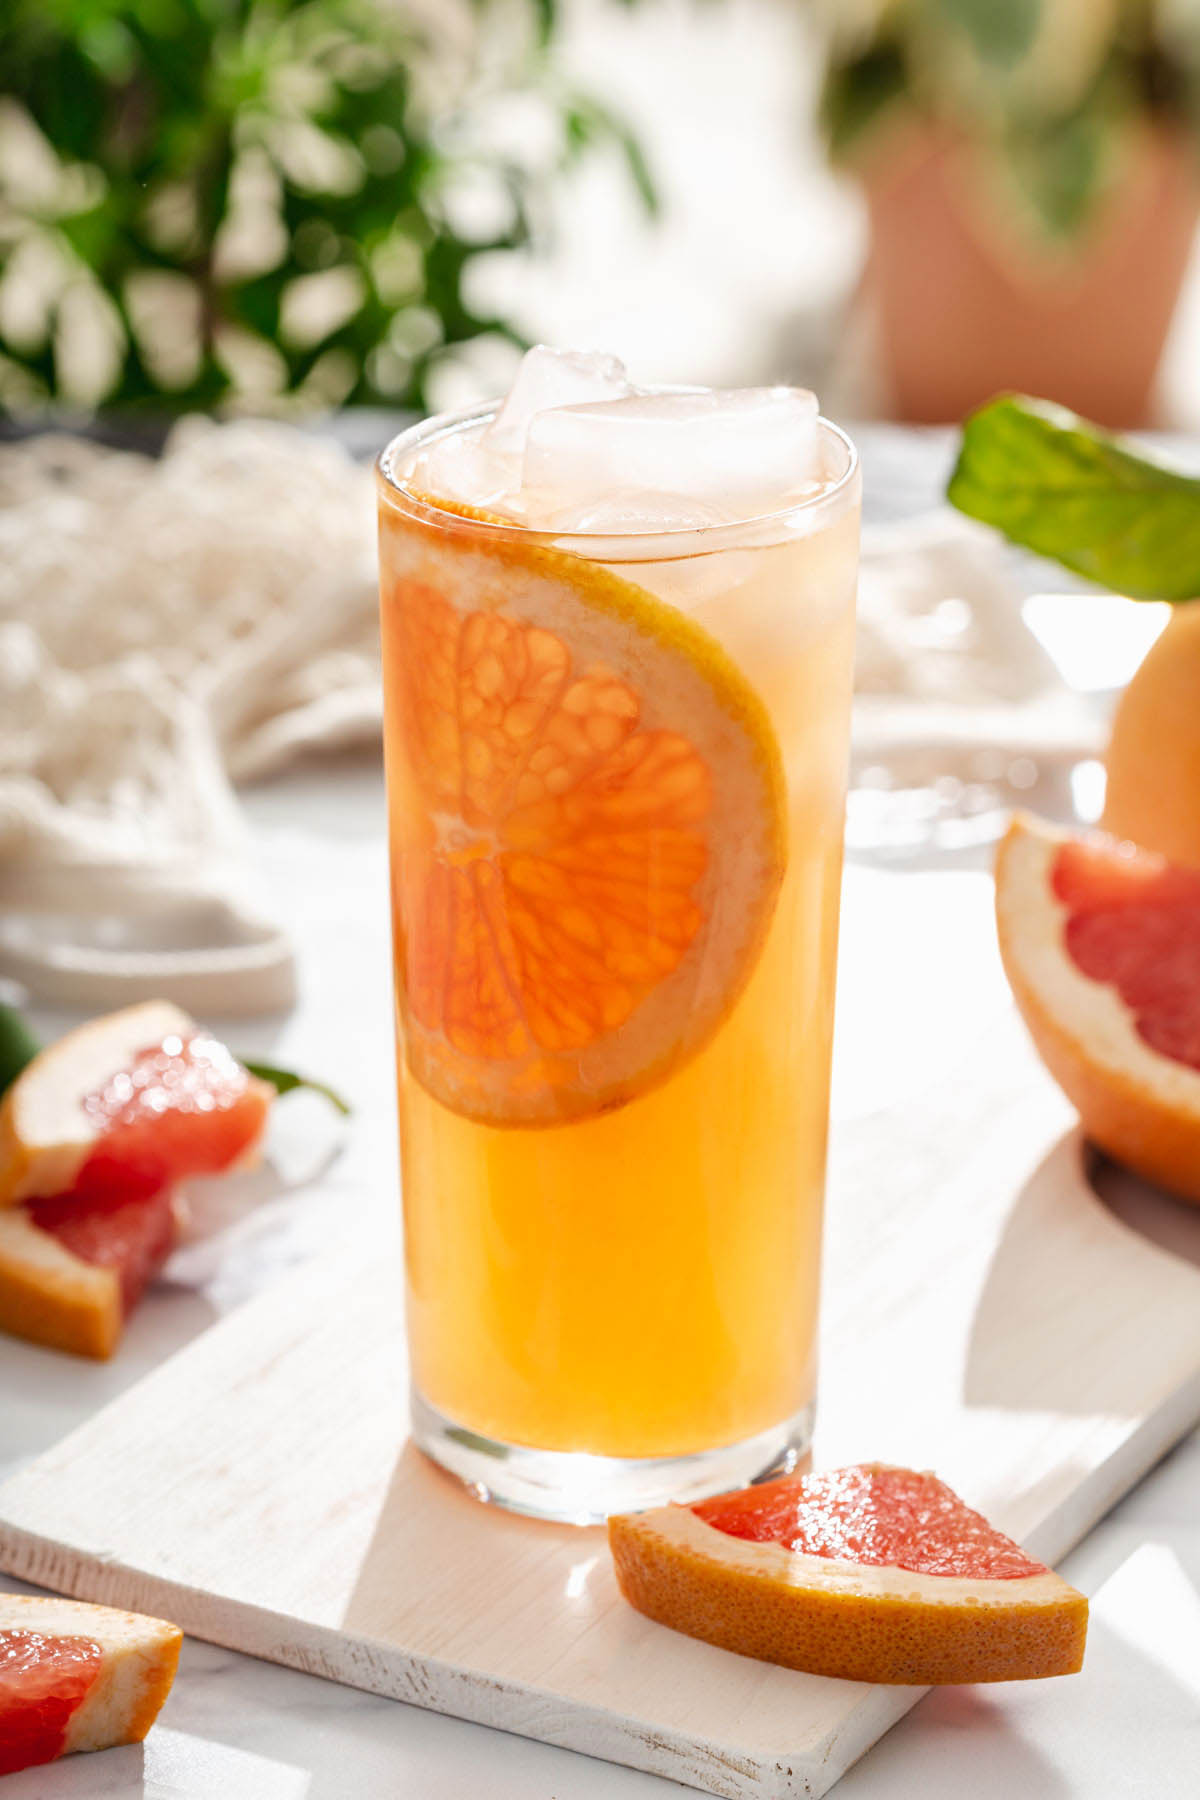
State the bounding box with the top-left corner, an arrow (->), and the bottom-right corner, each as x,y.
379,498 -> 786,1126
996,812 -> 1200,1204
609,1463 -> 1087,1685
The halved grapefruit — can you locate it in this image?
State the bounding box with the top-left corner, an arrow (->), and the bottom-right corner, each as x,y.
0,1593 -> 181,1776
378,506 -> 785,1125
997,811 -> 1200,1204
0,1000 -> 273,1206
609,1463 -> 1087,1684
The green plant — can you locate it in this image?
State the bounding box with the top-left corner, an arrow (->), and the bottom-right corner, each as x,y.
0,0 -> 653,415
806,0 -> 1200,238
949,392 -> 1200,598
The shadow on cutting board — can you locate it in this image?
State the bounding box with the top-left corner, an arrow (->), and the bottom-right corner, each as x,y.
964,1131 -> 1200,1417
339,1440 -> 609,1653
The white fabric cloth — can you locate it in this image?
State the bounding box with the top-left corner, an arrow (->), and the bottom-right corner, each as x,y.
0,425 -> 1087,1015
0,421 -> 379,1013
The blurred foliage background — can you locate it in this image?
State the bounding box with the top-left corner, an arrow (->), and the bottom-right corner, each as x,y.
0,0 -> 652,416
812,0 -> 1200,240
4,0 -> 1200,426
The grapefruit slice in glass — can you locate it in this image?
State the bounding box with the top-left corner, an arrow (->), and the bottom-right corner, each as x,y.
609,1462 -> 1088,1684
997,811 -> 1200,1203
379,509 -> 786,1125
0,1594 -> 180,1775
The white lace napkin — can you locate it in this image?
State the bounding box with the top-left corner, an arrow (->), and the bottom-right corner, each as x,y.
0,429 -> 1082,1015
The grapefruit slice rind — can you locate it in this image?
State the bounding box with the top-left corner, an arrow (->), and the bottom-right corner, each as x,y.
379,502 -> 786,1125
609,1464 -> 1087,1685
996,812 -> 1200,1203
0,1593 -> 181,1775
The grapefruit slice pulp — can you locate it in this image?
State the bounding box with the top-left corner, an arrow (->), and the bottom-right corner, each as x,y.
609,1463 -> 1087,1684
996,812 -> 1200,1203
379,504 -> 785,1125
0,1594 -> 181,1775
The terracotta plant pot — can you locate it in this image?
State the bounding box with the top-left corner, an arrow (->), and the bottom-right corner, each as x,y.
861,125 -> 1199,426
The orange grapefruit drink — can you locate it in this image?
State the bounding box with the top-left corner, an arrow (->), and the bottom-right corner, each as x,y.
376,361 -> 860,1519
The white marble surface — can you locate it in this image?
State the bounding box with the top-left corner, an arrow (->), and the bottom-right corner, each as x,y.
3,760 -> 1199,1796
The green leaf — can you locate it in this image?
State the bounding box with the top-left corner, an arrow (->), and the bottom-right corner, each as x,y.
820,45 -> 909,162
0,1004 -> 40,1099
947,394 -> 1200,602
243,1059 -> 351,1116
614,118 -> 658,217
935,0 -> 1040,68
559,94 -> 658,215
1001,108 -> 1108,240
1,0 -> 653,417
529,0 -> 556,48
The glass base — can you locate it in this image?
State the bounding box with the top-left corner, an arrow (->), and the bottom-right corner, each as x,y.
409,1389 -> 815,1525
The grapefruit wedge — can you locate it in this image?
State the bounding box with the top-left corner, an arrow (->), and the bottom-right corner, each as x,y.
0,1000 -> 272,1206
0,1001 -> 272,1355
0,1186 -> 177,1358
0,1593 -> 181,1776
609,1463 -> 1087,1684
379,506 -> 785,1124
997,812 -> 1200,1203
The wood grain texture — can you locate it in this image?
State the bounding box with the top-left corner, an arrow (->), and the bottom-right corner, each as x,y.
2,1012 -> 1199,1798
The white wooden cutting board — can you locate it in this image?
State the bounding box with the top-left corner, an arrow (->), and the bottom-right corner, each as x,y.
2,1010 -> 1200,1799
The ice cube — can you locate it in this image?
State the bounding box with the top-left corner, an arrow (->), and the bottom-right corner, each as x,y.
522,388 -> 820,516
486,346 -> 632,457
408,429 -> 520,511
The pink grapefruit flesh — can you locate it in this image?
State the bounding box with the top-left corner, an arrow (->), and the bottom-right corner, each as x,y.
1053,839 -> 1200,1073
0,1630 -> 103,1776
692,1464 -> 1047,1579
74,1031 -> 269,1202
25,1185 -> 176,1317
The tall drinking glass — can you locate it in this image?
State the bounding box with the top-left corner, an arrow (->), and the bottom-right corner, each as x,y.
377,403 -> 860,1521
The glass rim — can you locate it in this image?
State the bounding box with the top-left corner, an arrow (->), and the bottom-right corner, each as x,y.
375,397 -> 860,556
